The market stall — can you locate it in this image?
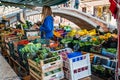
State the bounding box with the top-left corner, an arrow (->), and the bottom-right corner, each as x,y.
0,17 -> 118,79
0,0 -> 119,80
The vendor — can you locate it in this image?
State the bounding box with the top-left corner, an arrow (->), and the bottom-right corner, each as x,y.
39,5 -> 54,39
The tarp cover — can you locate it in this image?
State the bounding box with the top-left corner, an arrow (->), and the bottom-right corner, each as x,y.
1,0 -> 68,8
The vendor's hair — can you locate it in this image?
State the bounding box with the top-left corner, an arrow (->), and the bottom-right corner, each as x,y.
41,5 -> 52,23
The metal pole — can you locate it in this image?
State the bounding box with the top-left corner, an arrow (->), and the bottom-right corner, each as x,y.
23,8 -> 26,20
116,0 -> 120,80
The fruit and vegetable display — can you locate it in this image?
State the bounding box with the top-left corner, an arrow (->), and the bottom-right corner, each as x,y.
92,60 -> 114,79
0,27 -> 24,37
60,35 -> 104,52
54,31 -> 62,38
61,37 -> 73,44
1,21 -> 118,80
22,20 -> 33,29
49,41 -> 59,48
20,42 -> 60,63
67,29 -> 77,37
106,48 -> 117,54
34,48 -> 60,64
18,40 -> 29,45
20,42 -> 41,53
36,47 -> 58,59
58,27 -> 117,54
92,65 -> 105,74
33,38 -> 49,44
63,25 -> 71,32
101,48 -> 117,58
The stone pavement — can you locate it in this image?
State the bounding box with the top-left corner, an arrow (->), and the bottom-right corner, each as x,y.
0,54 -> 20,80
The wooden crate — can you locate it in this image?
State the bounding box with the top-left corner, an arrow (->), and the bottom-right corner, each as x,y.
29,64 -> 64,80
30,68 -> 41,80
90,45 -> 102,53
89,53 -> 94,62
80,77 -> 91,80
28,55 -> 64,80
28,55 -> 63,73
23,75 -> 31,80
27,36 -> 40,40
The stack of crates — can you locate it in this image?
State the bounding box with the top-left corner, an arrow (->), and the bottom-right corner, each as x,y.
54,48 -> 91,80
28,55 -> 64,80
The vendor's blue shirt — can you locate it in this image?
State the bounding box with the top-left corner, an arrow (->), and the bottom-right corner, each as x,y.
40,16 -> 54,39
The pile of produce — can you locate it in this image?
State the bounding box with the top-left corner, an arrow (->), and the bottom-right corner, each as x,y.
67,29 -> 77,37
20,42 -> 60,64
22,20 -> 33,29
0,27 -> 24,37
92,65 -> 112,78
20,42 -> 41,56
18,40 -> 29,45
59,27 -> 116,53
92,65 -> 105,74
35,47 -> 59,64
36,47 -> 58,59
63,25 -> 71,32
61,37 -> 73,44
106,48 -> 117,54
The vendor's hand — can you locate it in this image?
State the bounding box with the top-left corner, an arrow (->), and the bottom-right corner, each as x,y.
36,21 -> 42,26
31,24 -> 39,29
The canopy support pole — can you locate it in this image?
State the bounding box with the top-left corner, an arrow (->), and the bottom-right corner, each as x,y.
116,0 -> 120,80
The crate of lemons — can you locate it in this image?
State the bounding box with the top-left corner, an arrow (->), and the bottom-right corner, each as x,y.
61,29 -> 115,52
67,29 -> 96,37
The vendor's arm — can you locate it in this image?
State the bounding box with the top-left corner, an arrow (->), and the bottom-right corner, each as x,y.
40,24 -> 44,31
